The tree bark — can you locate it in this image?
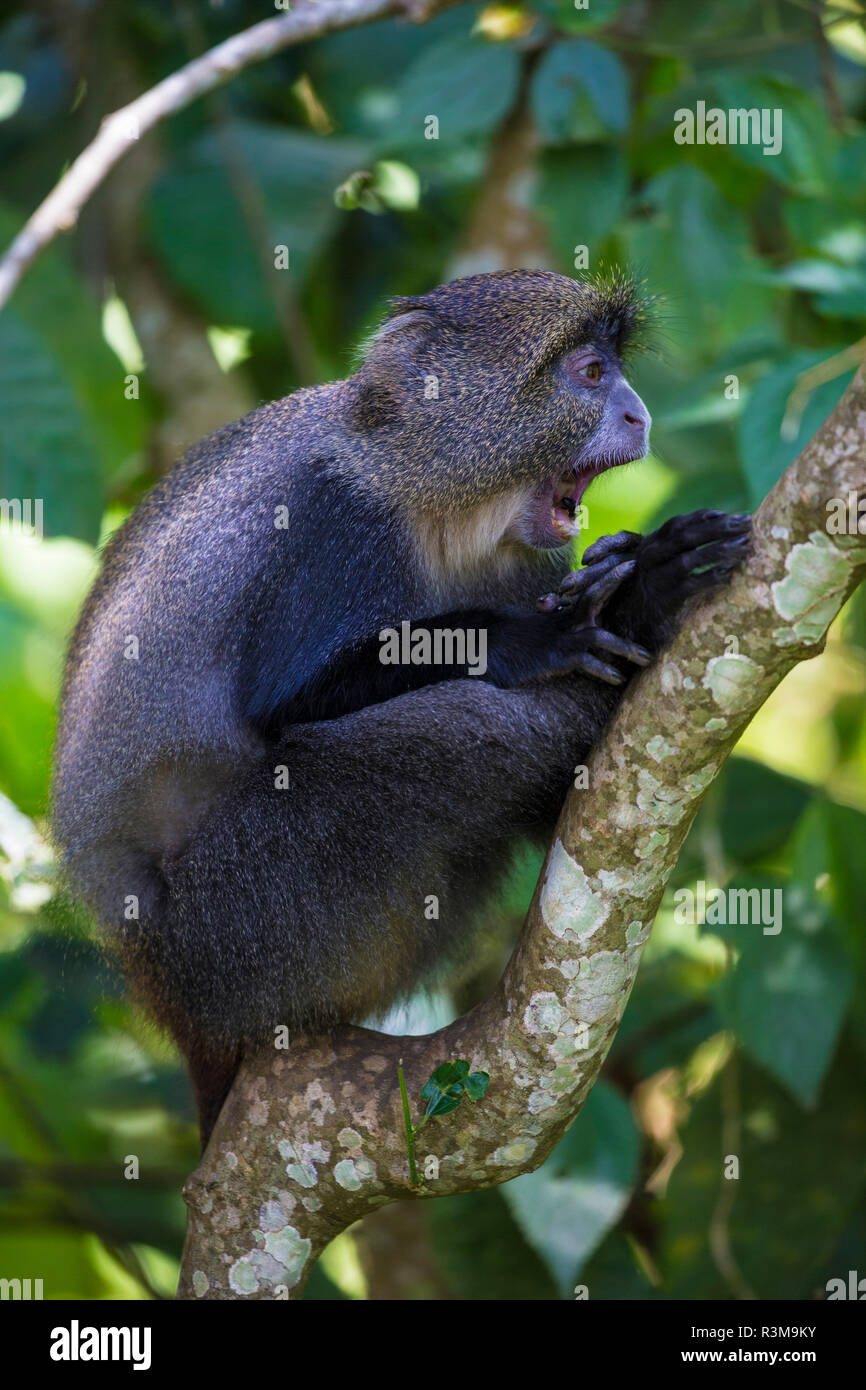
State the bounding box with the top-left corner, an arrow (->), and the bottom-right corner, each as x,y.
176,370 -> 866,1300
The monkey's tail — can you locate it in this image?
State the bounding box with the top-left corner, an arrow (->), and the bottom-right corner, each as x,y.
100,851 -> 246,1150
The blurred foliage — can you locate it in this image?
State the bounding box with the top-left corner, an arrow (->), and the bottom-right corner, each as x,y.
0,0 -> 865,1300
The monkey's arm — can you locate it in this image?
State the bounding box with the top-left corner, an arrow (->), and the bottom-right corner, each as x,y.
249,560 -> 650,729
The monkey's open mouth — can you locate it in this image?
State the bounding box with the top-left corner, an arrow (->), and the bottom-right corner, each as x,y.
547,450 -> 643,544
549,468 -> 597,540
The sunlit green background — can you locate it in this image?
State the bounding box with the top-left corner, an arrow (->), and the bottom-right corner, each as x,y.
1,0 -> 865,1300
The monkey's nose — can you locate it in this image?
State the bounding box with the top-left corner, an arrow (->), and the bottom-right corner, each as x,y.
624,405 -> 651,434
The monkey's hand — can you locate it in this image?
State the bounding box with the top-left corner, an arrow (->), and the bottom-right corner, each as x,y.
523,550 -> 652,687
577,509 -> 752,652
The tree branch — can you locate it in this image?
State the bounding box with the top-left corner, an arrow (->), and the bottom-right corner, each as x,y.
177,370 -> 866,1301
0,0 -> 466,312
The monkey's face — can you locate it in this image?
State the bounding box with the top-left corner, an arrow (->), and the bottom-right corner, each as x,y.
350,269 -> 654,555
520,342 -> 651,550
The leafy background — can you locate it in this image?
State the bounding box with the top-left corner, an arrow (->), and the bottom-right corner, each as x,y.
1,0 -> 865,1300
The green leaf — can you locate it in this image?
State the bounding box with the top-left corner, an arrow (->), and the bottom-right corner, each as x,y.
387,34 -> 520,145
714,76 -> 835,192
427,1189 -> 559,1300
622,165 -> 764,358
738,352 -> 854,506
424,1060 -> 469,1091
663,1049 -> 866,1298
0,202 -> 141,541
149,122 -> 370,333
424,1091 -> 462,1119
676,756 -> 813,882
463,1071 -> 490,1101
531,41 -> 629,145
534,144 -> 628,267
712,877 -> 852,1107
503,1081 -> 639,1294
528,0 -> 627,36
420,1059 -> 488,1120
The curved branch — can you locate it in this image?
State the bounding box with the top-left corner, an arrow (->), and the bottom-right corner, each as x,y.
177,370 -> 866,1300
0,0 -> 466,312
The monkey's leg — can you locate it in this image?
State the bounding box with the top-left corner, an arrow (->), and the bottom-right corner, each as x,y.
154,671 -> 626,1143
573,509 -> 751,650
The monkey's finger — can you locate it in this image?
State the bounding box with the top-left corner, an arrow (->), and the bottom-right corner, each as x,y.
642,512 -> 751,567
538,552 -> 624,610
565,653 -> 627,685
655,534 -> 750,585
559,548 -> 627,593
553,555 -> 635,613
581,530 -> 641,567
582,559 -> 637,619
588,629 -> 653,665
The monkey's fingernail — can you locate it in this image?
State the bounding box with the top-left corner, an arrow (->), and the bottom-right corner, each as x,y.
558,572 -> 581,593
537,594 -> 558,611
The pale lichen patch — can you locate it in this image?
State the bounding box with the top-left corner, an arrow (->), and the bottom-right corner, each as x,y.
192,1270 -> 209,1298
564,950 -> 631,1025
524,992 -> 566,1036
263,1225 -> 312,1286
338,1127 -> 363,1149
635,829 -> 669,859
646,734 -> 678,762
540,840 -> 609,943
300,1141 -> 330,1165
260,1200 -> 292,1232
703,653 -> 763,713
489,1137 -> 537,1166
771,530 -> 853,643
636,768 -> 691,825
228,1257 -> 260,1296
527,1087 -> 557,1114
557,958 -> 582,979
334,1158 -> 362,1191
285,1160 -> 318,1188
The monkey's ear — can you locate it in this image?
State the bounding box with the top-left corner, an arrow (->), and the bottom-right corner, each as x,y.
348,309 -> 439,429
362,308 -> 438,358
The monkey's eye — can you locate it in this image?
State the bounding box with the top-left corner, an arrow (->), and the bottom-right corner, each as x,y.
564,352 -> 605,385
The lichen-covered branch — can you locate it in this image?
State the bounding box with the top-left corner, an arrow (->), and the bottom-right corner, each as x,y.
177,370 -> 866,1300
0,0 -> 466,311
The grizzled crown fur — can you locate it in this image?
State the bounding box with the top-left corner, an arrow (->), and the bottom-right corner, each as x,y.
340,268 -> 653,515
